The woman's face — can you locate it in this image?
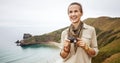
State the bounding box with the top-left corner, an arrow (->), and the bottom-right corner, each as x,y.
68,5 -> 82,24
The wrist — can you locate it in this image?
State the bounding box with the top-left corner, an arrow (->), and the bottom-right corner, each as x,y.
84,44 -> 90,51
63,45 -> 70,53
63,47 -> 70,53
60,49 -> 69,58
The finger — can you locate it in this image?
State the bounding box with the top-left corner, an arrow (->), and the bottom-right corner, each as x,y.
80,43 -> 84,46
76,42 -> 80,46
64,39 -> 70,42
80,42 -> 86,47
76,41 -> 81,46
76,41 -> 85,47
77,38 -> 82,41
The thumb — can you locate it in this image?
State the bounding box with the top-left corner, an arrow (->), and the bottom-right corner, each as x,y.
65,39 -> 70,42
77,38 -> 81,41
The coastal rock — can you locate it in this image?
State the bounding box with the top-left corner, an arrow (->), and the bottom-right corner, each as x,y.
16,33 -> 35,46
15,40 -> 20,46
23,33 -> 32,39
19,39 -> 36,46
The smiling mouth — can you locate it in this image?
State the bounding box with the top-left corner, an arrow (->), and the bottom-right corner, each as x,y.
71,16 -> 77,20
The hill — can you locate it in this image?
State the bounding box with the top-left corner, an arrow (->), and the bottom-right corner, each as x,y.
84,16 -> 120,63
18,16 -> 120,63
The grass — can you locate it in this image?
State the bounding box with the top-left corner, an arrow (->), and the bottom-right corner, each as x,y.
92,39 -> 120,63
102,53 -> 120,63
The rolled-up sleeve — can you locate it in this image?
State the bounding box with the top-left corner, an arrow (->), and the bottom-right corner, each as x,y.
60,29 -> 72,61
90,27 -> 99,57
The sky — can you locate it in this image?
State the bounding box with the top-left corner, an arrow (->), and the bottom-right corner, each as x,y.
0,0 -> 120,35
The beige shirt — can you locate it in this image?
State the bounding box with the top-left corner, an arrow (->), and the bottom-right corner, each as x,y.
60,23 -> 99,63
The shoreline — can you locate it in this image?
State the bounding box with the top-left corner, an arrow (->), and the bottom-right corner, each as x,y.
47,42 -> 61,48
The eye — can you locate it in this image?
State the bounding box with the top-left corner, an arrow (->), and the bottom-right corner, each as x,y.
74,10 -> 78,13
69,11 -> 72,13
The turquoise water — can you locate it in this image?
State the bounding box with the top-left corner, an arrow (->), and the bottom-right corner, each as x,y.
0,44 -> 60,63
0,27 -> 61,63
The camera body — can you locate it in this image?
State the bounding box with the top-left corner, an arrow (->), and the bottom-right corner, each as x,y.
68,37 -> 77,43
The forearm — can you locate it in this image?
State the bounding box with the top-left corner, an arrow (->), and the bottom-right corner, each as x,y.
84,44 -> 96,56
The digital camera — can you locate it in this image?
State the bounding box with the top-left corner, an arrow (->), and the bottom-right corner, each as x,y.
68,37 -> 77,43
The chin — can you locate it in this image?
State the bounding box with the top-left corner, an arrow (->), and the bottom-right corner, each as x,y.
71,20 -> 79,23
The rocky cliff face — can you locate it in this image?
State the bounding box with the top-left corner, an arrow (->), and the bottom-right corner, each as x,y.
19,33 -> 35,46
23,33 -> 32,39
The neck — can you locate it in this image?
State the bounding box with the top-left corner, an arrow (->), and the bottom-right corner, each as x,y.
72,21 -> 81,29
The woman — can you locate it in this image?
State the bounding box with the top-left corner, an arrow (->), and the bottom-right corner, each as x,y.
60,2 -> 99,63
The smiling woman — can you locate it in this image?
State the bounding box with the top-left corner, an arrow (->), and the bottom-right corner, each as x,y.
60,2 -> 99,63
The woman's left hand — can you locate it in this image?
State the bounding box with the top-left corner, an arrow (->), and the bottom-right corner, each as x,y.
76,38 -> 96,56
76,38 -> 86,48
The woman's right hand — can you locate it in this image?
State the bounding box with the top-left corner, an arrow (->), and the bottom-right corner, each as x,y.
63,39 -> 71,53
60,39 -> 71,59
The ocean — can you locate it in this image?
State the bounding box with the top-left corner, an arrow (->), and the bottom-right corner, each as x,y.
0,27 -> 62,63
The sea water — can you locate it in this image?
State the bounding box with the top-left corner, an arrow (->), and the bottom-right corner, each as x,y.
0,27 -> 62,63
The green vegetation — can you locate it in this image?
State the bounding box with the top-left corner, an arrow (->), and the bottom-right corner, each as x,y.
21,16 -> 120,63
102,53 -> 120,63
33,27 -> 67,43
92,39 -> 120,63
84,16 -> 120,63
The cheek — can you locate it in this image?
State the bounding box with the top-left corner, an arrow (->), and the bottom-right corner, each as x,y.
68,14 -> 72,19
79,13 -> 83,17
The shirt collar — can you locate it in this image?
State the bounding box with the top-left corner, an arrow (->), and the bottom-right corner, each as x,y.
83,23 -> 89,29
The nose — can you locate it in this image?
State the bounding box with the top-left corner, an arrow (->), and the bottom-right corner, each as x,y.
71,12 -> 76,16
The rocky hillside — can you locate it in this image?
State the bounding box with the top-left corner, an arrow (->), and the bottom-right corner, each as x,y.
18,16 -> 120,63
83,16 -> 120,63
